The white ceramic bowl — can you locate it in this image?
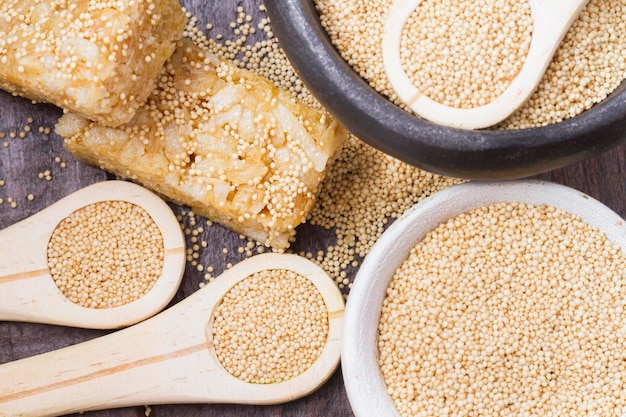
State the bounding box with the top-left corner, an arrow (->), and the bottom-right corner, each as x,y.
341,179 -> 626,417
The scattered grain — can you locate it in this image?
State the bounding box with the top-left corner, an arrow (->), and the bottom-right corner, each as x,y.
308,140 -> 461,288
38,170 -> 52,181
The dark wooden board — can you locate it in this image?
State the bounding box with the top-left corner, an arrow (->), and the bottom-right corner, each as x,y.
1,1 -> 626,416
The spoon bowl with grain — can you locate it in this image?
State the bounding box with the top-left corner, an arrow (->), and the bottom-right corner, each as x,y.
0,180 -> 186,329
0,253 -> 344,417
382,0 -> 590,129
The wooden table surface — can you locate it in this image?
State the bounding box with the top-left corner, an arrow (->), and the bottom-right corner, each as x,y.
1,1 -> 626,416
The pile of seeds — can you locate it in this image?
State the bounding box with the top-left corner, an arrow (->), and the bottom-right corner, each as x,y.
399,0 -> 532,109
47,201 -> 164,309
211,269 -> 329,384
315,0 -> 626,128
306,140 -> 461,289
378,202 -> 626,416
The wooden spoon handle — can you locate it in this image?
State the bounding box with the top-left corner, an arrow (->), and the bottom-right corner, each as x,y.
0,208 -> 69,323
0,210 -> 53,283
0,303 -> 216,417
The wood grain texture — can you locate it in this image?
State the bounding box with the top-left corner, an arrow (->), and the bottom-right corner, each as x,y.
0,0 -> 625,416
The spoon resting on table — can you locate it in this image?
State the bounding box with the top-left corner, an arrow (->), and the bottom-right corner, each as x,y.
0,180 -> 186,329
382,0 -> 590,129
0,253 -> 344,417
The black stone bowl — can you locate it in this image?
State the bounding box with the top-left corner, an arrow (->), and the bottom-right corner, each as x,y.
264,0 -> 626,180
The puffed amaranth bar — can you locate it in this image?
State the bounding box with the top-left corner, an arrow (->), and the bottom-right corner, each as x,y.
0,0 -> 186,127
56,39 -> 348,249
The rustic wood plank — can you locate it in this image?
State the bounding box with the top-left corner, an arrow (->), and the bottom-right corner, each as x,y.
1,0 -> 625,416
0,1 -> 350,416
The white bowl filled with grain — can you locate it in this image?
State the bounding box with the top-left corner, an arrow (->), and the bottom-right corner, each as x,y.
342,180 -> 626,417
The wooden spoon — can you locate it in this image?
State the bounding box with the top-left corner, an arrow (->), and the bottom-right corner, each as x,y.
0,180 -> 186,329
0,253 -> 344,417
382,0 -> 590,129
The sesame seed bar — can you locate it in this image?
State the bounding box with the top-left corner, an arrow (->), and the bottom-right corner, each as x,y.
0,0 -> 186,127
56,39 -> 348,249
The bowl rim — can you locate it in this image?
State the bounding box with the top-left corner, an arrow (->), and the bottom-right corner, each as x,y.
265,0 -> 626,179
341,179 -> 626,417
